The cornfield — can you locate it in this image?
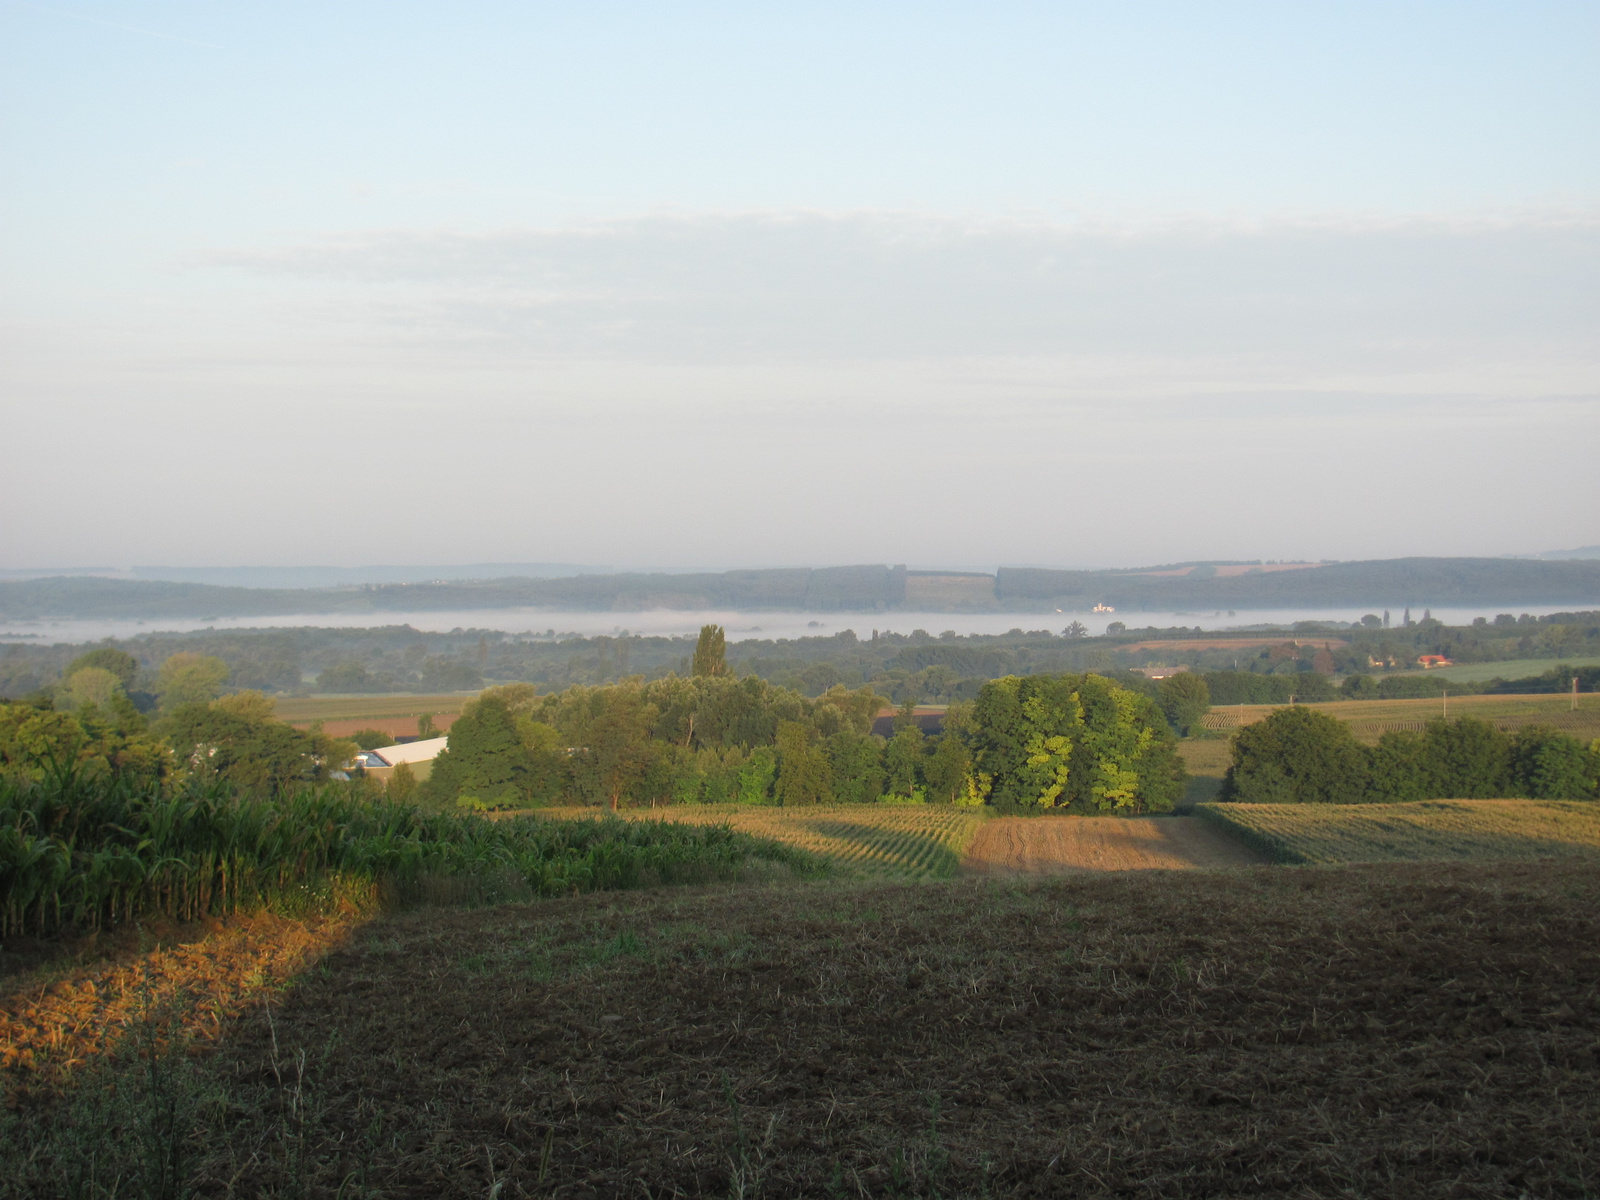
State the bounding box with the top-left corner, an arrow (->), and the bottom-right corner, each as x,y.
542,804 -> 987,879
1196,799 -> 1600,865
0,767 -> 818,940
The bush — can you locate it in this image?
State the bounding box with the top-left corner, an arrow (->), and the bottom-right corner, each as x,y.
1222,712 -> 1597,804
1221,707 -> 1369,804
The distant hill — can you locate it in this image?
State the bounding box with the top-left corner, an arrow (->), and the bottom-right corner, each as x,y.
996,557 -> 1600,610
2,558 -> 1597,620
0,563 -> 602,587
1537,546 -> 1600,561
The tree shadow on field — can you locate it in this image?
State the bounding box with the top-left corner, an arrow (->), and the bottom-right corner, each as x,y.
794,819 -> 960,876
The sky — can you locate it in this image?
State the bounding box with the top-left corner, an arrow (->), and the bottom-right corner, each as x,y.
1,1 -> 1596,572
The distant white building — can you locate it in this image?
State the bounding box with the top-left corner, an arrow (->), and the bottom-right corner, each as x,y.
357,736 -> 449,783
1133,666 -> 1190,680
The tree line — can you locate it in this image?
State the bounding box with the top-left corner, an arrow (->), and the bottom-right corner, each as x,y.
1220,707 -> 1600,804
419,627 -> 1185,814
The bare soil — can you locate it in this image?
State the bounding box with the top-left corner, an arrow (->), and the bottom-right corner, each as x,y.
9,862 -> 1595,1198
964,815 -> 1265,873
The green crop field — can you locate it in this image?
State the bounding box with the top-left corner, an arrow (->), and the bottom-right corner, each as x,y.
1201,693 -> 1600,743
1197,799 -> 1600,865
1391,656 -> 1600,684
536,804 -> 988,879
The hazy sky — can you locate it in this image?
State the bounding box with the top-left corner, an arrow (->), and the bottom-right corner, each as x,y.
2,1 -> 1596,571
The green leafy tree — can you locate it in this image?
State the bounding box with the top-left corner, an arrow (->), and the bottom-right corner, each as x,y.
157,653 -> 229,711
317,661 -> 380,692
514,714 -> 570,805
423,695 -> 536,810
0,700 -> 168,783
159,692 -> 350,795
775,720 -> 832,806
349,728 -> 394,751
969,673 -> 1180,812
737,746 -> 777,804
1366,729 -> 1429,803
883,723 -> 926,799
1157,672 -> 1211,736
826,727 -> 885,804
1221,706 -> 1368,804
63,667 -> 124,711
692,624 -> 728,677
1420,718 -> 1510,798
923,732 -> 973,804
66,647 -> 140,691
1507,725 -> 1592,799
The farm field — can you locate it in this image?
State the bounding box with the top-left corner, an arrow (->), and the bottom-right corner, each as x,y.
273,692 -> 474,738
1198,799 -> 1600,865
1391,655 -> 1600,684
964,815 -> 1263,872
1175,738 -> 1230,806
536,804 -> 986,879
8,861 -> 1597,1197
1201,691 -> 1600,742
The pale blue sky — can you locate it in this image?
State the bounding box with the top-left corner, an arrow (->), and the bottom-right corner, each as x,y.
2,2 -> 1596,569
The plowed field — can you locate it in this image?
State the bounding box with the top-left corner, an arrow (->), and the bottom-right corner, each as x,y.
965,815 -> 1265,873
10,863 -> 1597,1198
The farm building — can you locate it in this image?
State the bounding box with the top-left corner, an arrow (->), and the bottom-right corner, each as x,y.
1133,666 -> 1190,679
1417,655 -> 1455,669
358,736 -> 449,783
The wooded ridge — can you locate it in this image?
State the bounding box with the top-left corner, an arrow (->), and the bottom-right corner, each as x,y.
4,557 -> 1600,619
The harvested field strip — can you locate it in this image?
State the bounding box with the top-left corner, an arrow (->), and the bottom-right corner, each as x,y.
964,815 -> 1266,873
9,863 -> 1594,1198
1197,799 -> 1600,864
535,804 -> 986,878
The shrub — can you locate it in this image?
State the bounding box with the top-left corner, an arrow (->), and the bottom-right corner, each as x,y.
1221,707 -> 1368,804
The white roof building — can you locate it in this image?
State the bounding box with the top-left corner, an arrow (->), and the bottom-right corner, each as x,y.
363,736 -> 449,767
358,736 -> 449,784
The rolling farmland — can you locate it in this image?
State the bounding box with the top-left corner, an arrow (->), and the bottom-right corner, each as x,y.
1392,655 -> 1600,683
1201,692 -> 1600,743
1198,799 -> 1600,864
538,804 -> 987,879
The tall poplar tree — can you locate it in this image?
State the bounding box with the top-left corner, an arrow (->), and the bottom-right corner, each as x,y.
692,624 -> 728,677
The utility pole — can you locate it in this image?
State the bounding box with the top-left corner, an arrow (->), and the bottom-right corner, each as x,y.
1443,688 -> 1447,719
1575,675 -> 1580,712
